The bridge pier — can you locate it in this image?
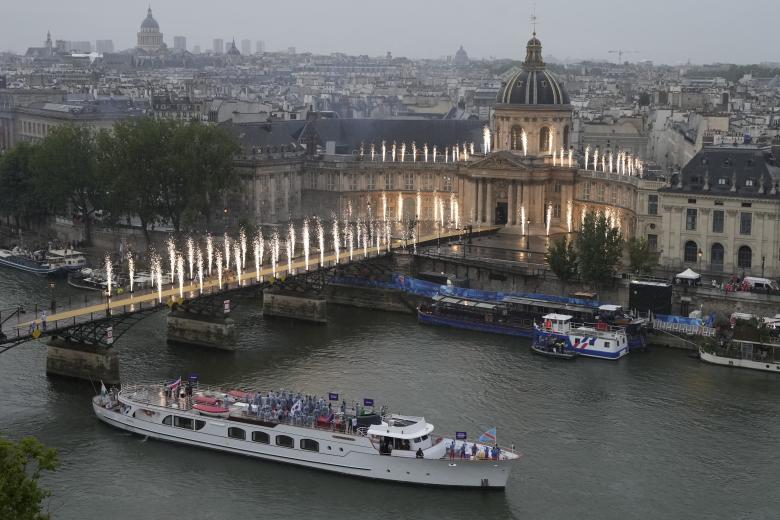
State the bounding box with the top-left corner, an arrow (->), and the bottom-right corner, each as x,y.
262,289 -> 327,323
46,337 -> 120,385
166,309 -> 237,350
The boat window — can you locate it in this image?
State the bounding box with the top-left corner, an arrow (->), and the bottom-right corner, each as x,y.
605,341 -> 611,348
228,427 -> 246,440
162,415 -> 172,426
195,420 -> 206,431
174,416 -> 194,430
421,435 -> 428,441
300,439 -> 319,452
276,435 -> 294,448
252,431 -> 270,444
414,437 -> 421,443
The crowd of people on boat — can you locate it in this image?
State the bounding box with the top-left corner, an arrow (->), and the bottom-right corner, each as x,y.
446,440 -> 502,461
238,389 -> 369,431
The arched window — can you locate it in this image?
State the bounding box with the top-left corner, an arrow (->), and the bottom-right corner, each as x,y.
539,127 -> 551,153
276,435 -> 294,448
300,439 -> 319,452
563,125 -> 570,149
684,241 -> 698,263
711,243 -> 724,271
228,427 -> 246,440
510,126 -> 525,151
738,246 -> 752,268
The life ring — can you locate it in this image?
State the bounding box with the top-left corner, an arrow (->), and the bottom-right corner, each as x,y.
545,320 -> 552,330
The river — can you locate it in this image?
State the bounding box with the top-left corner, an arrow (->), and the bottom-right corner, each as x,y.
0,268 -> 778,519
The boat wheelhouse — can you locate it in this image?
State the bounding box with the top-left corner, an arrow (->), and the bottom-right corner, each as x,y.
45,249 -> 87,272
533,313 -> 629,360
93,383 -> 519,488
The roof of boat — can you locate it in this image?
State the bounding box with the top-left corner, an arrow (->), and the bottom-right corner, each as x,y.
48,249 -> 85,256
432,294 -> 499,309
542,313 -> 572,321
367,414 -> 434,440
598,304 -> 622,311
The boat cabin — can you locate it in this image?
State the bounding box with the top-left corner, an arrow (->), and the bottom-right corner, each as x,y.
540,314 -> 572,334
368,414 -> 435,456
46,249 -> 87,270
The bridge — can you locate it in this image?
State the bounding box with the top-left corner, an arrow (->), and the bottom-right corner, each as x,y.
0,227 -> 487,353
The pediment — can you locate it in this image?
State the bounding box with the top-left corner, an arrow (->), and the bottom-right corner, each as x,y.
468,151 -> 528,171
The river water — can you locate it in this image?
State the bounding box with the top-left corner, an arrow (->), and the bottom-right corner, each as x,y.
0,268 -> 778,520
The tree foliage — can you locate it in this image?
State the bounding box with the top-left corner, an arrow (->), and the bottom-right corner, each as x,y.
0,435 -> 59,520
546,236 -> 578,283
627,237 -> 657,275
575,211 -> 624,285
31,125 -> 104,244
0,143 -> 52,229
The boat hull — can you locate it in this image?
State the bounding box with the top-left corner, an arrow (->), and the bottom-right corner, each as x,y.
418,310 -> 533,338
699,349 -> 780,373
0,255 -> 60,275
93,398 -> 513,488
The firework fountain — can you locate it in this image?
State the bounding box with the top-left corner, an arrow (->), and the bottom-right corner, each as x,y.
332,218 -> 340,264
167,237 -> 176,284
521,129 -> 528,157
585,146 -> 590,170
271,231 -> 280,278
105,254 -> 113,297
397,193 -> 403,222
187,237 -> 194,280
224,233 -> 231,276
234,243 -> 242,284
197,248 -> 203,294
381,141 -> 386,162
520,206 -> 526,236
127,252 -> 134,293
176,254 -> 184,299
240,227 -> 247,269
288,222 -> 296,260
285,238 -> 292,275
215,251 -> 223,290
206,233 -> 213,276
253,232 -> 263,282
317,218 -> 325,268
302,218 -> 310,271
152,253 -> 163,303
567,200 -> 573,233
382,192 -> 388,221
546,202 -> 553,237
347,225 -> 354,261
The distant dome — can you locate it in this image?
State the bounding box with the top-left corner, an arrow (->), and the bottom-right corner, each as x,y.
497,33 -> 569,106
140,8 -> 159,30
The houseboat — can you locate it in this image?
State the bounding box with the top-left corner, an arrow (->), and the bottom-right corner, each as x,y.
699,340 -> 780,373
0,247 -> 85,275
533,313 -> 630,360
93,382 -> 519,488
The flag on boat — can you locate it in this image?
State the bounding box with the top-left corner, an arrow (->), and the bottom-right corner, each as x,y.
166,377 -> 182,391
478,427 -> 497,444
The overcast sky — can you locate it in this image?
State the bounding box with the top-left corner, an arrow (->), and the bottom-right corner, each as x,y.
2,0 -> 778,64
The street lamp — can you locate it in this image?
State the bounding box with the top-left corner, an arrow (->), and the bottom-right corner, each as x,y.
698,249 -> 703,271
49,282 -> 55,312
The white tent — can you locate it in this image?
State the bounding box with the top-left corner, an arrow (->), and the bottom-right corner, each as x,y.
675,268 -> 701,280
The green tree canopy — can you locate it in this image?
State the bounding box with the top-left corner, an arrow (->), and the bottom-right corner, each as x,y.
627,236 -> 658,275
0,142 -> 51,230
546,236 -> 578,284
575,211 -> 624,286
0,435 -> 59,520
31,125 -> 104,244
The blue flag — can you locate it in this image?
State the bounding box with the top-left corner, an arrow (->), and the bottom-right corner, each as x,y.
478,427 -> 497,444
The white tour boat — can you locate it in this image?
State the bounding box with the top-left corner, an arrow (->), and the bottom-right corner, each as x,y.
699,340 -> 780,373
93,383 -> 519,488
533,313 -> 630,360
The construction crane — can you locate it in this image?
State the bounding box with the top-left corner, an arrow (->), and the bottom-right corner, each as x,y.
608,49 -> 638,64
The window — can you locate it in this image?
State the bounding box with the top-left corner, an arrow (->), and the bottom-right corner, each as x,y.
711,243 -> 724,270
604,342 -> 611,349
714,200 -> 723,206
539,127 -> 551,153
384,173 -> 394,191
348,174 -> 358,191
647,195 -> 658,215
367,174 -> 375,191
611,186 -> 617,204
688,199 -> 697,204
553,181 -> 561,193
300,439 -> 319,452
563,125 -> 570,149
162,415 -> 172,426
228,427 -> 246,440
327,173 -> 337,191
738,246 -> 752,268
710,210 -> 724,233
686,208 -> 697,231
423,173 -> 433,190
510,126 -> 525,151
252,431 -> 270,444
745,178 -> 754,187
404,172 -> 415,191
276,435 -> 294,448
195,420 -> 206,431
553,204 -> 561,218
174,416 -> 194,430
718,177 -> 727,186
742,202 -> 752,208
684,241 -> 698,263
582,181 -> 591,201
596,184 -> 605,202
740,212 -> 752,235
647,234 -> 657,251
443,176 -> 453,192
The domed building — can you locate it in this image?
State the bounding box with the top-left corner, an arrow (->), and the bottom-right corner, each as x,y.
494,32 -> 571,155
137,7 -> 164,52
454,45 -> 469,66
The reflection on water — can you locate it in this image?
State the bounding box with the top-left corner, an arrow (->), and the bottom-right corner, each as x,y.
0,268 -> 779,519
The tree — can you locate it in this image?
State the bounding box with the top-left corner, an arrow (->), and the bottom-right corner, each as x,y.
0,435 -> 59,520
98,118 -> 173,246
32,125 -> 104,245
0,142 -> 52,230
627,237 -> 657,275
575,211 -> 624,286
546,236 -> 578,283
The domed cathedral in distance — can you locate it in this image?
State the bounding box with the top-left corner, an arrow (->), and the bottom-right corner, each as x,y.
493,31 -> 572,155
137,7 -> 165,52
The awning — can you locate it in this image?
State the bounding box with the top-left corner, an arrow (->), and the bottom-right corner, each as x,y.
675,268 -> 701,280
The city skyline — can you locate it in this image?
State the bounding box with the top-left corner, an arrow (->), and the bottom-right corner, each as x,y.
1,0 -> 778,64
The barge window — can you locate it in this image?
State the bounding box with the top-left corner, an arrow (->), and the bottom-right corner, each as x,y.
300,439 -> 319,452
228,427 -> 246,440
605,342 -> 611,348
195,420 -> 206,431
162,415 -> 172,426
276,435 -> 294,448
252,431 -> 270,444
174,416 -> 194,430
421,435 -> 428,441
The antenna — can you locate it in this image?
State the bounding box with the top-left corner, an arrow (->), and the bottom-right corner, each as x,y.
530,3 -> 538,35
